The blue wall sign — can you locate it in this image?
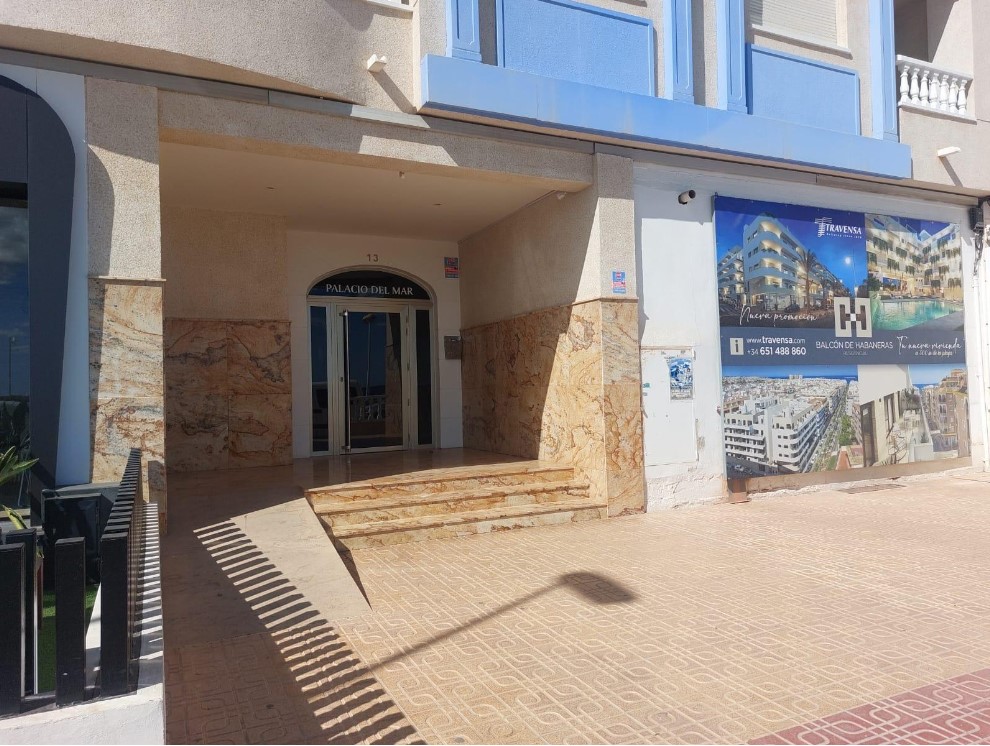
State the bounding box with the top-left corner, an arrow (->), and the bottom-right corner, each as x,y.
612,270 -> 627,295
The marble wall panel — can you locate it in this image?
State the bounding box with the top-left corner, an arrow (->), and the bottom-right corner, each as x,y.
462,299 -> 645,515
229,393 -> 293,468
462,318 -> 497,452
601,300 -> 645,515
165,393 -> 228,473
90,278 -> 166,504
89,279 -> 164,400
164,318 -> 292,472
227,321 -> 292,395
163,319 -> 227,398
91,396 -> 166,500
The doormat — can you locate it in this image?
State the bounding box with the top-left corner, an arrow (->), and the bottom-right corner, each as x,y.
839,483 -> 906,494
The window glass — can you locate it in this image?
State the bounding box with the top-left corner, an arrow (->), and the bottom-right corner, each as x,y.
310,305 -> 329,453
416,309 -> 433,446
0,185 -> 29,504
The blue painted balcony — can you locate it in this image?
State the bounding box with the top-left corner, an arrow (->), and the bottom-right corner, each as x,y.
420,0 -> 912,179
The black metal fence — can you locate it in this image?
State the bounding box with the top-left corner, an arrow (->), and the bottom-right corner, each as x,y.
0,448 -> 145,717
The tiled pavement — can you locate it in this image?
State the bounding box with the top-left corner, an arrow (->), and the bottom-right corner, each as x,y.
164,465 -> 990,744
164,519 -> 420,745
752,668 -> 990,744
336,472 -> 990,744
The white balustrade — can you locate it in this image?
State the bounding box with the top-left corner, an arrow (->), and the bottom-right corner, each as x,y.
897,55 -> 973,117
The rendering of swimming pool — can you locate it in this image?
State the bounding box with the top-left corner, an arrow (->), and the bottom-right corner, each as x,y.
872,298 -> 963,330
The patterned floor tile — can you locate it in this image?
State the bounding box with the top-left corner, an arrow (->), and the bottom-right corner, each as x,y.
334,472 -> 990,744
165,464 -> 990,744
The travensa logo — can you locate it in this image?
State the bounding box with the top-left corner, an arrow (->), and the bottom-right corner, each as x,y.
815,217 -> 864,238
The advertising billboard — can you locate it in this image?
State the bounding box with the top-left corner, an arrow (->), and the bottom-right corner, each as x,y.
715,197 -> 969,478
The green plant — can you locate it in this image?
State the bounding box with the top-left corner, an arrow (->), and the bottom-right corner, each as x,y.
0,446 -> 36,489
1,446 -> 38,544
2,503 -> 27,530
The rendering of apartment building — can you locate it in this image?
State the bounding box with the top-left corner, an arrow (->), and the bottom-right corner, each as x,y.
867,214 -> 964,300
719,214 -> 845,310
3,0 -> 990,735
922,368 -> 971,455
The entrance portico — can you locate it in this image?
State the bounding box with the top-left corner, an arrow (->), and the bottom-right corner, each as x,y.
158,138 -> 551,471
151,84 -> 646,531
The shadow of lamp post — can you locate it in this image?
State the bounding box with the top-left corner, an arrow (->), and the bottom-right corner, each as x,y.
370,571 -> 638,672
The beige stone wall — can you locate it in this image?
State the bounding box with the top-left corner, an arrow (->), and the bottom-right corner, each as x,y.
927,0 -> 974,74
87,77 -> 161,279
897,0 -> 990,193
0,0 -> 416,112
161,206 -> 292,472
967,0 -> 989,117
459,152 -> 644,515
899,112 -> 990,192
158,91 -> 594,193
462,299 -> 643,516
161,206 -> 289,320
86,77 -> 165,504
459,153 -> 634,328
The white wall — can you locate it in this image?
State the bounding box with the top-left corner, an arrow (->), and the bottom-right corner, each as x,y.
635,161 -> 987,510
636,182 -> 726,509
0,63 -> 90,486
929,0 -> 974,74
286,231 -> 463,457
859,365 -> 912,402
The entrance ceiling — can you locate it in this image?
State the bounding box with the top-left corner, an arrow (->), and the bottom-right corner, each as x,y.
159,143 -> 552,241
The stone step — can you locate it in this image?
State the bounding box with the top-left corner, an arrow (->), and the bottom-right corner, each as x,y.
327,499 -> 607,550
306,463 -> 575,502
311,481 -> 591,526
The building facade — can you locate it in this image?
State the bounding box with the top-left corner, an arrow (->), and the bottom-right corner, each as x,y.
1,0 -> 989,521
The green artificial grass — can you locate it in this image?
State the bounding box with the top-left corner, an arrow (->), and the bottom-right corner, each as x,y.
37,584 -> 99,692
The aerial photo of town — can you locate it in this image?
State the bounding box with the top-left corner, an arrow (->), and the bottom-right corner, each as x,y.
722,365 -> 860,477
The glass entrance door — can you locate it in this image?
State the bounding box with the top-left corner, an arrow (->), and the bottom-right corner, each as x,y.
309,298 -> 435,456
340,308 -> 405,451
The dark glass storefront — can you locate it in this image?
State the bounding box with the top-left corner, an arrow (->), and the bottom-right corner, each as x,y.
0,183 -> 29,504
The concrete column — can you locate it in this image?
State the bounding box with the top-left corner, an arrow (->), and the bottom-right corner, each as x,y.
86,78 -> 166,510
592,154 -> 645,516
459,152 -> 645,516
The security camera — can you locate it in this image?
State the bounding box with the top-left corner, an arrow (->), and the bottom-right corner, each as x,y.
678,190 -> 697,205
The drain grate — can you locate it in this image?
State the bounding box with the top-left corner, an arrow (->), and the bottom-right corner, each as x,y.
839,483 -> 905,494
